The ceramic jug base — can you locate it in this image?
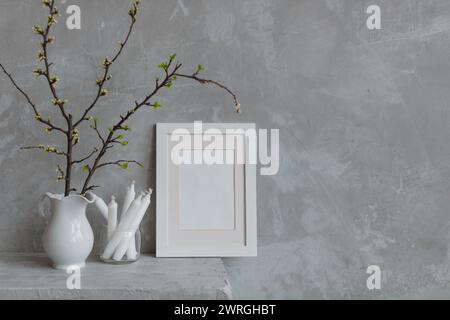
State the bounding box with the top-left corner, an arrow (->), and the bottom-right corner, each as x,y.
52,262 -> 86,270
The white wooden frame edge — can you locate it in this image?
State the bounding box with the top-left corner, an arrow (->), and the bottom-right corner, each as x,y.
156,123 -> 257,257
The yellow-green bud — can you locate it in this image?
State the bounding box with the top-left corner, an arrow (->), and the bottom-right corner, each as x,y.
48,15 -> 57,26
32,25 -> 45,35
102,57 -> 112,68
49,76 -> 59,85
32,68 -> 45,77
37,51 -> 45,62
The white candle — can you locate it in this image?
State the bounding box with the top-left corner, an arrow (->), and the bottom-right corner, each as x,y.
107,196 -> 118,240
91,193 -> 108,220
126,237 -> 138,260
101,194 -> 143,260
112,233 -> 133,261
124,189 -> 152,260
129,189 -> 152,232
121,180 -> 135,219
103,189 -> 152,261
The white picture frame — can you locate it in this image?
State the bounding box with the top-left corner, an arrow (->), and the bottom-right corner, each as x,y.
156,123 -> 257,257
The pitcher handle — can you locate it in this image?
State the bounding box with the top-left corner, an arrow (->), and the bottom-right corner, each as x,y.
38,193 -> 51,218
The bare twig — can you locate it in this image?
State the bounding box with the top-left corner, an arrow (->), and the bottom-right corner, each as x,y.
21,145 -> 67,156
83,185 -> 100,193
93,126 -> 105,144
73,2 -> 139,128
56,164 -> 65,180
38,0 -> 70,124
97,160 -> 143,169
0,63 -> 66,133
80,61 -> 181,193
57,164 -> 64,176
36,0 -> 73,196
174,73 -> 240,113
73,148 -> 98,164
80,58 -> 239,193
88,117 -> 105,144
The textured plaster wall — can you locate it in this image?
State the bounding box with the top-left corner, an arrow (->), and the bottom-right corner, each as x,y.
1,0 -> 450,299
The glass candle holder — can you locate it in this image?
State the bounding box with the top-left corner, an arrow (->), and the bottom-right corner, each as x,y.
100,228 -> 141,264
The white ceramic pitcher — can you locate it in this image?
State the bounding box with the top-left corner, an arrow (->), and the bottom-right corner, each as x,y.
42,192 -> 95,270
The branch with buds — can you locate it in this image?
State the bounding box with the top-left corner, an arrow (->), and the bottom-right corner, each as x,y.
20,144 -> 67,156
0,0 -> 239,196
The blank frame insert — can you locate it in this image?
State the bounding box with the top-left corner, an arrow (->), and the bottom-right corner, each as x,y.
179,162 -> 235,230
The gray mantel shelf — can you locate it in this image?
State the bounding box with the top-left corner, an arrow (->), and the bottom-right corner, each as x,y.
0,253 -> 231,300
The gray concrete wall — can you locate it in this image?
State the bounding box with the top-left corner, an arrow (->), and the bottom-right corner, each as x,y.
1,0 -> 450,299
